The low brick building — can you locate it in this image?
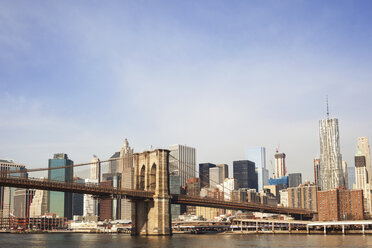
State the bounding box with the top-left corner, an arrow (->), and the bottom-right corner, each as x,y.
317,189 -> 364,221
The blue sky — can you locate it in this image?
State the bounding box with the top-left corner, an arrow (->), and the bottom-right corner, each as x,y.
1,0 -> 372,180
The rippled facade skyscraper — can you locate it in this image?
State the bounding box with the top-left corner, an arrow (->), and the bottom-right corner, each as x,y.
319,118 -> 345,190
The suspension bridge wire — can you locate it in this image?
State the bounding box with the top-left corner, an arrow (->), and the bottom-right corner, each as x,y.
4,157 -> 122,174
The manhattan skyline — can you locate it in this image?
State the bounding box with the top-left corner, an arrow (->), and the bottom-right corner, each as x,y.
1,1 -> 372,181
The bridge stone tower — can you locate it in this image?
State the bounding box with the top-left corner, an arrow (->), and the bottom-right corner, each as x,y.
132,149 -> 172,235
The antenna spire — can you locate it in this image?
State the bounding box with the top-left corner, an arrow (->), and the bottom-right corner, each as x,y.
326,95 -> 329,118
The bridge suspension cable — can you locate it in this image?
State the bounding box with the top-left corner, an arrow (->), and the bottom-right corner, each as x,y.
5,157 -> 122,174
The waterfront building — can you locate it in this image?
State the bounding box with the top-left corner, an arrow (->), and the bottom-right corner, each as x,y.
247,147 -> 268,192
358,137 -> 371,184
233,160 -> 258,191
313,158 -> 321,186
199,163 -> 216,188
288,173 -> 302,188
169,144 -> 196,187
274,152 -> 286,179
48,153 -> 73,220
317,189 -> 364,221
0,159 -> 27,219
319,116 -> 345,190
347,167 -> 355,189
196,188 -> 224,220
287,183 -> 318,211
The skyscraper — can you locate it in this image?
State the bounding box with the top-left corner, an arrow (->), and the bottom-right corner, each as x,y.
358,137 -> 371,184
199,163 -> 216,188
209,166 -> 223,188
48,153 -> 73,220
319,116 -> 345,190
314,158 -> 321,186
216,164 -> 229,179
355,153 -> 368,190
274,152 -> 286,179
342,161 -> 349,189
247,147 -> 268,191
169,144 -> 196,187
347,167 -> 355,190
233,160 -> 258,191
288,173 -> 302,188
90,156 -> 101,182
119,138 -> 134,220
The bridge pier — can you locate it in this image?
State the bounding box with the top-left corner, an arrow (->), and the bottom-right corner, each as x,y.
131,149 -> 172,236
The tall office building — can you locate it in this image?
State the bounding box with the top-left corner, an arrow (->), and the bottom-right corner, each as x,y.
0,159 -> 27,219
169,144 -> 196,187
274,152 -> 286,179
199,163 -> 216,188
83,178 -> 98,217
342,161 -> 349,189
216,164 -> 229,179
48,153 -> 73,220
209,167 -> 223,188
354,152 -> 368,190
314,158 -> 321,186
247,147 -> 268,191
233,160 -> 258,191
319,116 -> 345,190
358,137 -> 371,184
348,167 -> 355,190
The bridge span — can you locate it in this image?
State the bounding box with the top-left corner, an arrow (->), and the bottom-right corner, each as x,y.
0,149 -> 315,235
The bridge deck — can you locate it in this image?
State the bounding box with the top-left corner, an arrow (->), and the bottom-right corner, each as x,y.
0,176 -> 314,217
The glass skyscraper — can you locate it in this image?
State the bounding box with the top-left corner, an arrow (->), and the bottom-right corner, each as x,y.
247,147 -> 268,192
48,153 -> 73,220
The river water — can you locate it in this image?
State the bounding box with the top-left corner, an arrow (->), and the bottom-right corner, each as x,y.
0,233 -> 371,248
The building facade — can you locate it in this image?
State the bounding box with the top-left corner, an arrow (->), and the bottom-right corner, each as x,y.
48,153 -> 73,220
233,160 -> 258,191
0,159 -> 27,219
29,189 -> 48,218
274,152 -> 286,179
314,158 -> 321,186
319,118 -> 345,190
288,173 -> 302,188
199,163 -> 216,188
317,189 -> 364,221
169,144 -> 196,187
247,147 -> 268,192
287,184 -> 318,211
358,137 -> 371,184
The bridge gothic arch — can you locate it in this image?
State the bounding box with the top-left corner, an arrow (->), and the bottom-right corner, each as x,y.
149,163 -> 157,191
132,149 -> 171,236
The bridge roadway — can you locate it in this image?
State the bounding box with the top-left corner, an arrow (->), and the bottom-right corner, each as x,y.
0,176 -> 314,218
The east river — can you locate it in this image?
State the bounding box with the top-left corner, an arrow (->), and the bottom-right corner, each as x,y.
1,233 -> 372,248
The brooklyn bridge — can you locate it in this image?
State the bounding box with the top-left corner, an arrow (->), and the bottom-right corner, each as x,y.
0,149 -> 315,236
